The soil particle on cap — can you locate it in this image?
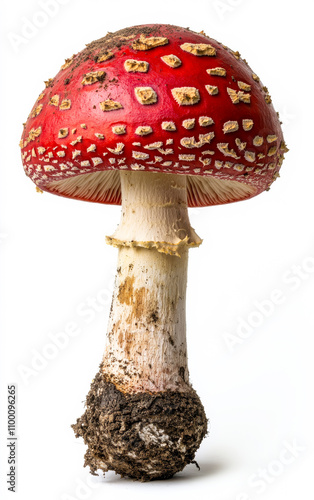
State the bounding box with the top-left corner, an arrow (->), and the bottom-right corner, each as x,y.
72,365 -> 208,481
68,25 -> 203,71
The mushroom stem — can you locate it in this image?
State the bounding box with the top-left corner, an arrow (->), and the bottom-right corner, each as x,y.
106,171 -> 202,256
103,171 -> 201,393
72,171 -> 208,481
102,245 -> 190,393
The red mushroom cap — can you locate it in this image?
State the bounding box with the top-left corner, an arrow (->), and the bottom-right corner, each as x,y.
20,24 -> 287,207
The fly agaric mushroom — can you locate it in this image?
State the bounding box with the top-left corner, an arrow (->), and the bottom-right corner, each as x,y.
20,24 -> 287,481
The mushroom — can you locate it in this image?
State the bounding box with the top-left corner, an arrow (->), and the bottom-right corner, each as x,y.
20,24 -> 287,481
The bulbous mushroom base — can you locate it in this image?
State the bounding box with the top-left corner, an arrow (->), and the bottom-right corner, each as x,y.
72,366 -> 208,481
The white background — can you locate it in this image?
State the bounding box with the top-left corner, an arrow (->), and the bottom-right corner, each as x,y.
1,0 -> 313,499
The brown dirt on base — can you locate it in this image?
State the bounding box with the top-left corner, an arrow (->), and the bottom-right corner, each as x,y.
72,364 -> 208,481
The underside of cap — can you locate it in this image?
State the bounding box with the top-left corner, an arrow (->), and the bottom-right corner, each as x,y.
46,170 -> 256,206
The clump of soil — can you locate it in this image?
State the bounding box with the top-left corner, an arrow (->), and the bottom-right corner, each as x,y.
72,365 -> 208,481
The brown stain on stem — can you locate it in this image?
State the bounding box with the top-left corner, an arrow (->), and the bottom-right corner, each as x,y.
118,276 -> 147,320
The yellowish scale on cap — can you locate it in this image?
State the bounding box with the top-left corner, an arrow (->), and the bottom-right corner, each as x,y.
81,71 -> 105,85
161,55 -> 182,68
244,151 -> 256,162
59,99 -> 71,110
180,43 -> 216,56
92,157 -> 103,166
124,60 -> 149,72
162,122 -> 176,131
58,128 -> 69,139
135,126 -> 153,136
132,34 -> 168,50
61,56 -> 74,70
182,119 -> 195,129
238,81 -> 251,91
265,94 -> 272,104
207,67 -> 226,76
223,121 -> 239,134
72,150 -> 81,159
235,138 -> 247,151
233,164 -> 244,171
134,87 -> 157,105
36,187 -> 43,193
268,146 -> 277,156
130,163 -> 145,170
132,151 -> 150,160
49,95 -> 60,107
199,116 -> 214,126
157,148 -> 173,155
171,87 -> 200,105
217,143 -> 240,159
107,143 -> 124,154
227,88 -> 251,104
231,50 -> 241,60
37,92 -> 45,101
112,125 -> 126,135
70,136 -> 82,146
280,140 -> 289,153
242,119 -> 254,131
253,136 -> 263,146
179,154 -> 195,161
99,100 -> 123,111
44,78 -> 54,88
31,104 -> 43,118
43,165 -> 54,172
181,133 -> 215,149
200,158 -> 211,166
97,52 -> 114,62
267,134 -> 278,143
205,85 -> 219,96
144,142 -> 163,150
23,127 -> 42,148
223,162 -> 232,169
